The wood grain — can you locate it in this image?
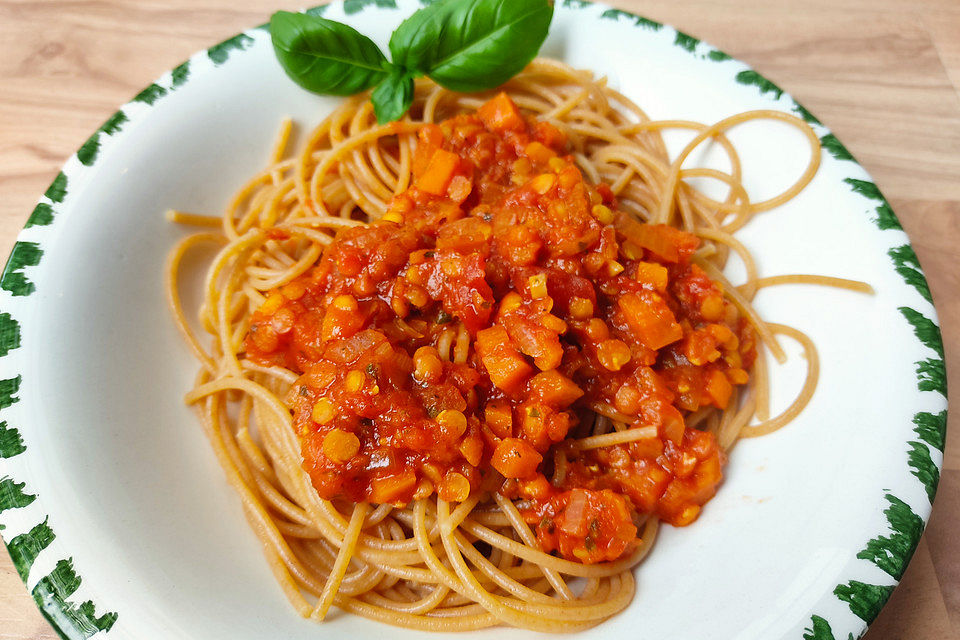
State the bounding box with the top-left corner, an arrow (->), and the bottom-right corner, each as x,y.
0,1 -> 956,638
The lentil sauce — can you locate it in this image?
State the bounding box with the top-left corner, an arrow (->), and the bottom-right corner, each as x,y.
246,93 -> 756,564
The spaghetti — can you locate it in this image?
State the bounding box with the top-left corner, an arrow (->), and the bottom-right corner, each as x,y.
166,59 -> 860,631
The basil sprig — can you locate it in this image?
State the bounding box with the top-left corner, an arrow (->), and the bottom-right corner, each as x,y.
270,0 -> 554,124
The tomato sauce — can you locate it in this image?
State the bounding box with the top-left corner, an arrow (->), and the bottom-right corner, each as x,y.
245,93 -> 756,563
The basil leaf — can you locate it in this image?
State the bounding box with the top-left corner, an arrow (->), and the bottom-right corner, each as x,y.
389,0 -> 554,93
372,68 -> 416,124
270,10 -> 389,96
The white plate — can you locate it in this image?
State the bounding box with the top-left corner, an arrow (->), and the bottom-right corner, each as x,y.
0,1 -> 946,639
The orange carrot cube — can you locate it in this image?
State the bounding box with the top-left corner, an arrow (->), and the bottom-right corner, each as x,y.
617,220 -> 699,263
491,438 -> 543,479
618,292 -> 683,350
706,368 -> 733,408
478,92 -> 525,133
524,141 -> 555,164
484,400 -> 513,438
368,470 -> 418,505
476,326 -> 534,392
634,261 -> 669,292
416,148 -> 460,195
527,370 -> 584,408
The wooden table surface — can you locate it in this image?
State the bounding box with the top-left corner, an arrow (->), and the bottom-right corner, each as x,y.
1,0 -> 957,638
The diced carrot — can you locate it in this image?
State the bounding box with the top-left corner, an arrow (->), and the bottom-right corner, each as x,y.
700,294 -> 724,321
634,261 -> 669,292
368,470 -> 417,504
475,326 -> 506,354
661,405 -> 685,445
624,466 -> 670,513
491,438 -> 543,479
686,428 -> 718,459
496,225 -> 542,266
518,474 -> 552,500
416,148 -> 460,195
250,323 -> 279,353
493,307 -> 561,371
692,455 -> 722,503
533,120 -> 566,149
484,400 -> 513,438
685,328 -> 721,366
477,92 -> 525,133
481,351 -> 533,393
616,217 -> 699,263
706,368 -> 733,408
546,408 -> 575,442
303,361 -> 337,389
505,317 -> 563,371
436,218 -> 492,252
520,403 -> 548,445
527,370 -> 584,408
476,326 -> 533,392
524,141 -> 555,164
656,479 -> 694,525
628,434 -> 664,459
617,291 -> 683,350
419,124 -> 443,147
412,124 -> 443,177
727,367 -> 750,385
459,435 -> 484,467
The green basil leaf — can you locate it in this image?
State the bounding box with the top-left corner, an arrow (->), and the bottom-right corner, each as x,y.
372,68 -> 416,124
270,10 -> 389,96
389,0 -> 554,93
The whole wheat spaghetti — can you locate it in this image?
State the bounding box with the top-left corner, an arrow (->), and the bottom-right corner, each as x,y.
166,59 -> 866,631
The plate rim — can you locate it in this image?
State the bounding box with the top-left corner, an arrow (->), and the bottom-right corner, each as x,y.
0,1 -> 947,638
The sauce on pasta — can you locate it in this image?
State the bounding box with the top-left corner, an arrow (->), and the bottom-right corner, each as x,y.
244,93 -> 755,563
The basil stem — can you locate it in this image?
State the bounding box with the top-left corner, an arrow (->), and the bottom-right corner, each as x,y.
372,67 -> 416,124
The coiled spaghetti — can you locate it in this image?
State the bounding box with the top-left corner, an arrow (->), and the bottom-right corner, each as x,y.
166,59 -> 866,631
